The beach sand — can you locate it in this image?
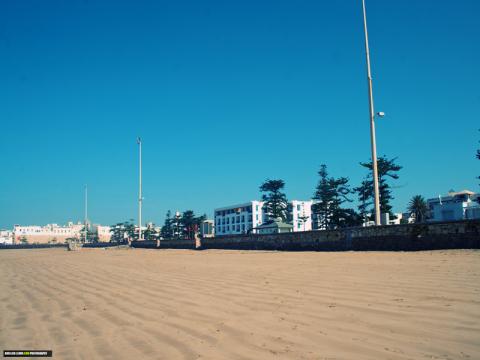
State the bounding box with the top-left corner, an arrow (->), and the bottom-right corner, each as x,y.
0,248 -> 479,359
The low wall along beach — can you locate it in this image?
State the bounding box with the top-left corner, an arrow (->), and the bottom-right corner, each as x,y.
132,219 -> 480,251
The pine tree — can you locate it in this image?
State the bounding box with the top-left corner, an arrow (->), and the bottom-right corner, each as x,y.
354,176 -> 373,224
358,156 -> 402,216
312,165 -> 355,229
180,210 -> 206,240
160,210 -> 174,239
259,179 -> 288,221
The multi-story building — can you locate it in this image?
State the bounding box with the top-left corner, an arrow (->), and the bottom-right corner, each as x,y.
289,200 -> 313,231
427,190 -> 480,222
13,222 -> 85,244
214,200 -> 313,236
93,225 -> 112,242
0,230 -> 13,245
215,201 -> 266,236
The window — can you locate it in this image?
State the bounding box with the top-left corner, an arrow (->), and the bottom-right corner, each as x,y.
241,224 -> 245,231
227,226 -> 230,231
227,218 -> 230,224
236,216 -> 240,223
256,214 -> 258,220
241,215 -> 245,222
236,225 -> 240,232
297,204 -> 301,211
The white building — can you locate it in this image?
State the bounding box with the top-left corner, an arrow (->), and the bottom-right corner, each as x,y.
214,200 -> 313,236
200,220 -> 215,238
0,230 -> 13,245
13,222 -> 84,244
427,190 -> 480,222
289,200 -> 313,231
93,225 -> 112,242
215,201 -> 265,236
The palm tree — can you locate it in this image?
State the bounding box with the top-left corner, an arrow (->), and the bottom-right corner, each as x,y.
408,195 -> 428,223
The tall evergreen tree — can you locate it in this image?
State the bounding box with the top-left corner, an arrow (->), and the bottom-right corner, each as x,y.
358,156 -> 402,216
259,179 -> 288,221
180,210 -> 206,240
160,210 -> 174,239
354,176 -> 373,224
312,165 -> 355,229
143,223 -> 158,241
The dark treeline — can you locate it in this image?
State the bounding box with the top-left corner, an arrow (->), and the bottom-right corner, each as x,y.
259,156 -> 404,229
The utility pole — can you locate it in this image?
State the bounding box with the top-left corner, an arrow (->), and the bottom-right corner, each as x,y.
362,0 -> 381,225
137,137 -> 143,240
84,184 -> 88,243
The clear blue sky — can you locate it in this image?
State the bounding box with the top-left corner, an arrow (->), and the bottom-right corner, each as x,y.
1,0 -> 479,228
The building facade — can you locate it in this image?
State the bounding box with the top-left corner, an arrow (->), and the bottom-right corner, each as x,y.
214,200 -> 313,236
0,230 -> 13,245
200,220 -> 215,238
289,200 -> 313,231
93,225 -> 112,242
427,190 -> 480,222
215,201 -> 266,236
13,222 -> 84,244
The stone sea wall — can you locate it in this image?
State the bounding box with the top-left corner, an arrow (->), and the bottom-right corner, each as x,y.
132,220 -> 480,252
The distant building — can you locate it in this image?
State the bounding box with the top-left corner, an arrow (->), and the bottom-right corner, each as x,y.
215,201 -> 266,236
93,225 -> 112,242
214,200 -> 313,236
200,220 -> 214,238
389,212 -> 416,225
254,218 -> 293,234
0,230 -> 13,245
427,190 -> 480,222
289,200 -> 313,232
13,222 -> 84,244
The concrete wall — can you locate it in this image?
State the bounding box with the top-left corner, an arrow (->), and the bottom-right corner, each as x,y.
202,220 -> 479,251
130,220 -> 479,252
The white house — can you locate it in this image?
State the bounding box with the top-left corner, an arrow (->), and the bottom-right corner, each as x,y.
427,190 -> 480,222
214,200 -> 313,236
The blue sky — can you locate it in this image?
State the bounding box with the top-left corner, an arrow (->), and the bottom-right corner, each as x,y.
1,0 -> 479,228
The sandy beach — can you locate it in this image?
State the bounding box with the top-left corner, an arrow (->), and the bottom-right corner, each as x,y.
0,248 -> 479,359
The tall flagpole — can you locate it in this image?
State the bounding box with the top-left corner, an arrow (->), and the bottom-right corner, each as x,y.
84,184 -> 88,243
137,137 -> 143,240
362,0 -> 381,226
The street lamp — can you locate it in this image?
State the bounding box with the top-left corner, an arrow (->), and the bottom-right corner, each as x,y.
362,0 -> 382,226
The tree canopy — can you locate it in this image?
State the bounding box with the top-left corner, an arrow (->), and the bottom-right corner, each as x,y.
312,164 -> 359,229
356,156 -> 402,217
259,179 -> 288,221
407,195 -> 428,223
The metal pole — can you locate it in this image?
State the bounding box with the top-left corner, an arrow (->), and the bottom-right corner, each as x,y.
137,137 -> 143,240
84,184 -> 88,243
362,0 -> 381,226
